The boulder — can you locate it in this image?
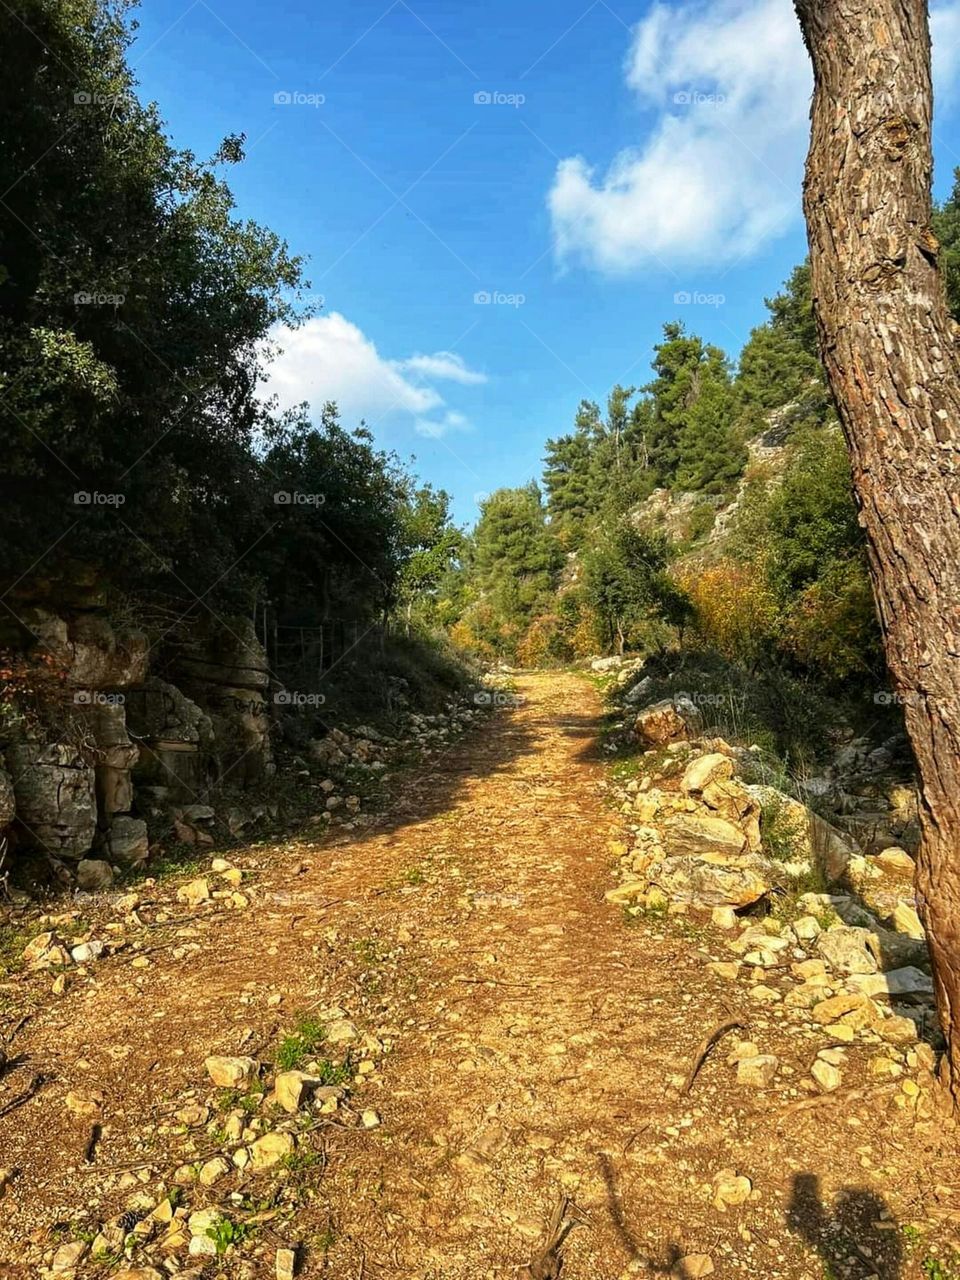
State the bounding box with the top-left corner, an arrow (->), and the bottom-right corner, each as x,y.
634,697 -> 701,748
104,815 -> 149,866
661,813 -> 747,859
7,741 -> 96,859
876,846 -> 915,873
652,854 -> 773,908
847,967 -> 934,998
681,753 -> 734,795
816,927 -> 879,975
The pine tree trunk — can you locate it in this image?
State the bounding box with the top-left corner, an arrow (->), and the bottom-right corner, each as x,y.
795,0 -> 960,1104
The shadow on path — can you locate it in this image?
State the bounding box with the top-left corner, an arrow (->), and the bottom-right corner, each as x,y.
788,1172 -> 903,1278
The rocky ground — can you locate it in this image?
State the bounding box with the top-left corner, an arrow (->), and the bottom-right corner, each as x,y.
0,672 -> 958,1280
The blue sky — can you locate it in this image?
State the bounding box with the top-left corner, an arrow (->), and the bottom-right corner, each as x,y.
130,0 -> 960,525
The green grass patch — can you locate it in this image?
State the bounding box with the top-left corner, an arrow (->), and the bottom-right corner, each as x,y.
276,1014 -> 328,1071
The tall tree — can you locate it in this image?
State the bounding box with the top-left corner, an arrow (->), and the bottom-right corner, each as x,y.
795,0 -> 960,1103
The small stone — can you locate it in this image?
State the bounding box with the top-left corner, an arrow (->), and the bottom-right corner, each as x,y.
812,1059 -> 842,1092
112,1270 -> 165,1280
361,1109 -> 381,1128
276,1247 -> 297,1280
706,961 -> 740,980
250,1130 -> 296,1170
275,1070 -> 316,1114
711,907 -> 738,930
681,753 -> 734,794
177,877 -> 211,906
22,930 -> 58,964
222,868 -> 243,888
205,1055 -> 258,1089
792,915 -> 822,941
199,1155 -> 231,1186
672,1256 -> 715,1279
211,858 -> 233,873
748,984 -> 781,1004
65,1088 -> 104,1118
52,1241 -> 88,1274
0,1168 -> 12,1198
188,1234 -> 218,1257
713,1169 -> 752,1209
70,939 -> 105,964
727,1040 -> 760,1063
736,1055 -> 779,1088
325,1019 -> 359,1045
901,1078 -> 921,1098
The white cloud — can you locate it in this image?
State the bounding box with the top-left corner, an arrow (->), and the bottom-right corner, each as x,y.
399,352 -> 488,385
260,313 -> 484,435
548,0 -> 960,274
414,410 -> 469,438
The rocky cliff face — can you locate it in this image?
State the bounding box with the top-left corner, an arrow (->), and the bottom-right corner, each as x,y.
0,597 -> 273,889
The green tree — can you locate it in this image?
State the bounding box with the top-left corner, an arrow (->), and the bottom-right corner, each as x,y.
397,485 -> 463,628
582,524 -> 675,654
933,167 -> 960,320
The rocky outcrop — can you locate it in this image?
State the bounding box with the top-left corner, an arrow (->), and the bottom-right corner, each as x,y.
125,678 -> 213,803
6,741 -> 97,860
633,696 -> 702,748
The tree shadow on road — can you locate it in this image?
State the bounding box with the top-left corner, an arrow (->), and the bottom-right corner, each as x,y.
787,1172 -> 904,1278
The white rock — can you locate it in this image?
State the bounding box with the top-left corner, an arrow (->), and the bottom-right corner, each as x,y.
205,1055 -> 258,1089
736,1055 -> 778,1087
812,1059 -> 842,1092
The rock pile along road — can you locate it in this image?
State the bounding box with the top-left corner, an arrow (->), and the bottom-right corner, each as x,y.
0,672 -> 954,1279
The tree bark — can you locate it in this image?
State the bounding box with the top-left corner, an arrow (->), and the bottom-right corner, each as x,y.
795,0 -> 960,1103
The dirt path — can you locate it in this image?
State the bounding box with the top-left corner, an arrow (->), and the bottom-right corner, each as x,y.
0,673 -> 954,1278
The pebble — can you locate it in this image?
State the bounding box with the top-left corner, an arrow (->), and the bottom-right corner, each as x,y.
736,1055 -> 779,1088
276,1247 -> 297,1280
812,1060 -> 842,1092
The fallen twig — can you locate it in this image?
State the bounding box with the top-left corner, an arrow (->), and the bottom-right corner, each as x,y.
680,1019 -> 744,1096
775,1082 -> 898,1119
0,1072 -> 44,1120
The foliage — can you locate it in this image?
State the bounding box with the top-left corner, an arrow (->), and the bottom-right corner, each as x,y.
677,561 -> 779,666
933,167 -> 960,321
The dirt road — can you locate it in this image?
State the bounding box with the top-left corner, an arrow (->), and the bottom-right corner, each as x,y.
0,673 -> 951,1278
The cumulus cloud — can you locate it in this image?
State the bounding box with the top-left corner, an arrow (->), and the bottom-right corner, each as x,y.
548,0 -> 960,274
260,313 -> 484,435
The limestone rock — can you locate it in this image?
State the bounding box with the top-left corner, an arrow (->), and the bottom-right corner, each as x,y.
104,815 -> 149,866
672,1256 -> 715,1278
878,1014 -> 919,1045
847,966 -> 934,998
205,1055 -> 258,1089
681,753 -> 734,795
652,854 -> 773,908
325,1019 -> 359,1046
634,697 -> 701,748
811,1059 -> 842,1092
661,813 -> 747,860
711,906 -> 738,930
736,1055 -> 778,1087
275,1070 -> 318,1114
876,846 -> 915,873
199,1156 -> 231,1187
7,741 -> 96,860
713,1169 -> 752,1210
891,901 -> 925,941
52,1241 -> 88,1274
178,877 -> 211,906
250,1130 -> 296,1170
816,927 -> 878,975
276,1248 -> 297,1280
76,859 -> 114,892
